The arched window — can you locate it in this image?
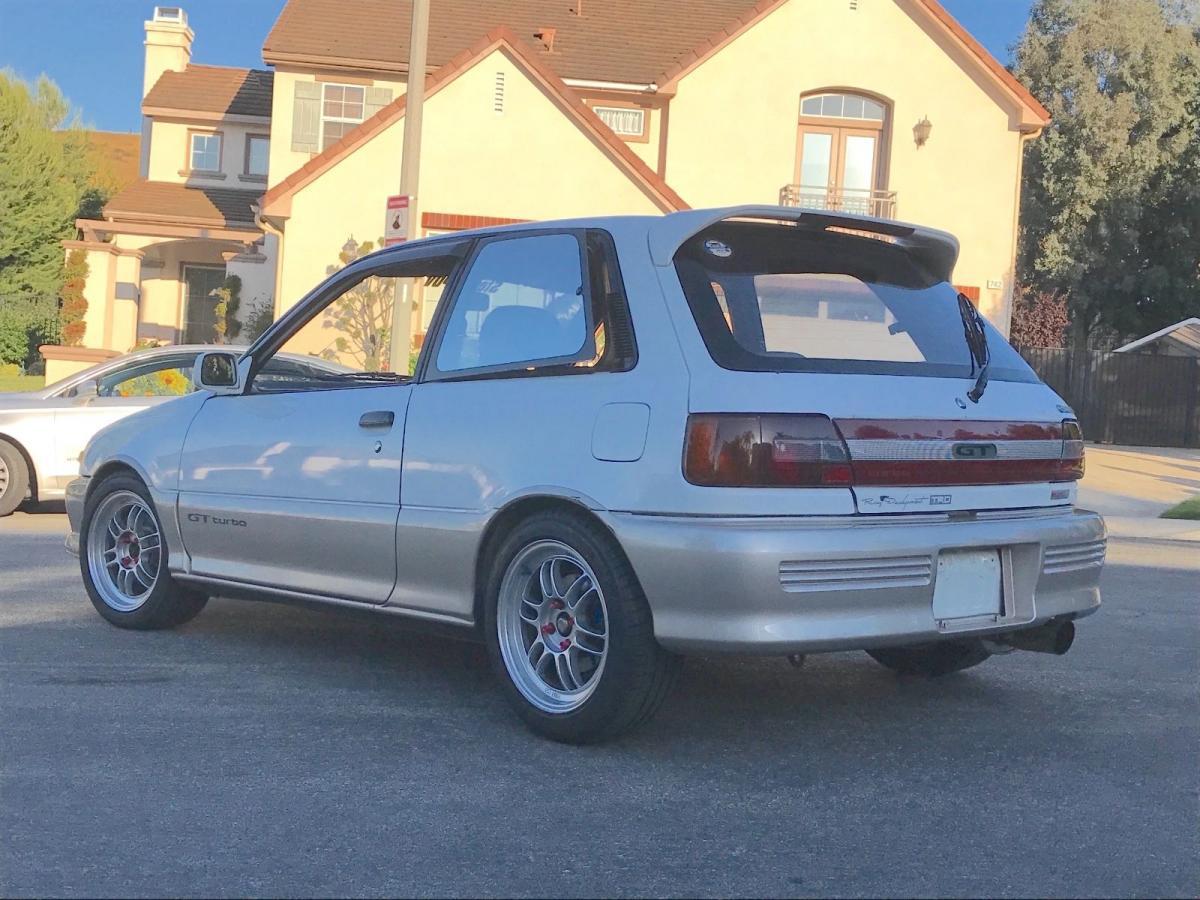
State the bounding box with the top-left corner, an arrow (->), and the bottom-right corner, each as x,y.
793,91 -> 894,217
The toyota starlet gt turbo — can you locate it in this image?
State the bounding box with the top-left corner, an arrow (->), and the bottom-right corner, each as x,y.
65,206 -> 1105,743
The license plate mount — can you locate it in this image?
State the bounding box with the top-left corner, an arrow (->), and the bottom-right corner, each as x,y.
932,548 -> 1003,625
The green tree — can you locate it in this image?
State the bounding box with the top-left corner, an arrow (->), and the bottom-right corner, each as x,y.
0,71 -> 95,296
1013,0 -> 1200,345
321,238 -> 394,371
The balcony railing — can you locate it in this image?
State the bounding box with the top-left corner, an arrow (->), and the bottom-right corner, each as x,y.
778,184 -> 898,220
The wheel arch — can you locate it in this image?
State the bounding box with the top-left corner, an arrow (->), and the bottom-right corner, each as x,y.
471,494 -> 639,628
86,458 -> 153,501
0,431 -> 39,502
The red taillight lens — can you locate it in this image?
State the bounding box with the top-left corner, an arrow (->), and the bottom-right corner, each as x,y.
1058,419 -> 1085,481
683,414 -> 852,487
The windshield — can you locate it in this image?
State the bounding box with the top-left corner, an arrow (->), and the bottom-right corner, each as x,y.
674,222 -> 1037,382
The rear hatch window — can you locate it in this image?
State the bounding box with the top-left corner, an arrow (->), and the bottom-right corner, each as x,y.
673,221 -> 1037,383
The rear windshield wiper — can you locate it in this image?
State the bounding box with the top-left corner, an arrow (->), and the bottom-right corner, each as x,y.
957,292 -> 991,403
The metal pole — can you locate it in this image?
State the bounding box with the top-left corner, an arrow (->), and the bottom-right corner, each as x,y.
391,0 -> 429,371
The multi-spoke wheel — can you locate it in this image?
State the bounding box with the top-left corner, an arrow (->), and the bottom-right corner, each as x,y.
498,541 -> 609,713
0,438 -> 30,517
485,510 -> 680,743
87,491 -> 162,612
79,473 -> 206,629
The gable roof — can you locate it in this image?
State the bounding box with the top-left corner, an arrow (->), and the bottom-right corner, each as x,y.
143,65 -> 274,119
104,180 -> 262,231
261,27 -> 689,217
263,0 -> 764,85
262,0 -> 1048,123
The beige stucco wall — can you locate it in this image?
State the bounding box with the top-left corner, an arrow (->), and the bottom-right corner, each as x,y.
664,0 -> 1028,329
145,117 -> 272,186
268,67 -> 408,189
276,47 -> 670,317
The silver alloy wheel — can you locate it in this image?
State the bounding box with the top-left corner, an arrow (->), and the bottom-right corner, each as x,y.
86,490 -> 162,612
497,539 -> 610,714
0,456 -> 8,499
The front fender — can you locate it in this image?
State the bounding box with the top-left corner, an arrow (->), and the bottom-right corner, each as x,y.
81,392 -> 208,491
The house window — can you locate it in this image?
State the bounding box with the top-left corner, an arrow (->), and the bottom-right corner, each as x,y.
321,84 -> 366,150
591,104 -> 648,140
245,134 -> 269,177
796,91 -> 890,217
189,132 -> 222,173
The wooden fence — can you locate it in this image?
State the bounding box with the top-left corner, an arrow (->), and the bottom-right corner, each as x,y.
1019,347 -> 1200,448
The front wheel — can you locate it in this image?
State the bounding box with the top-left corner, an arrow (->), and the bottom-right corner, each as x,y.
866,639 -> 991,677
485,511 -> 679,743
80,473 -> 207,629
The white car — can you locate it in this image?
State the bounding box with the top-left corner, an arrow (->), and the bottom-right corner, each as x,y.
66,206 -> 1105,743
0,346 -> 347,516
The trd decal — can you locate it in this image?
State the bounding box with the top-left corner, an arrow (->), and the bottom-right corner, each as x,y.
860,493 -> 953,510
187,513 -> 247,527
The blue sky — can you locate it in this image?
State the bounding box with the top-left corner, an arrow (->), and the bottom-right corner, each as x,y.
0,0 -> 1035,133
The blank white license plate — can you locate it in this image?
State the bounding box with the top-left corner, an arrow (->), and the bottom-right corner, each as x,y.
932,549 -> 1002,621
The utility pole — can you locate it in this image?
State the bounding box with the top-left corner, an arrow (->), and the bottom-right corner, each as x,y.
391,0 -> 429,371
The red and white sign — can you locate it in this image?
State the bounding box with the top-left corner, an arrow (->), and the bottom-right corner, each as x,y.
384,194 -> 410,246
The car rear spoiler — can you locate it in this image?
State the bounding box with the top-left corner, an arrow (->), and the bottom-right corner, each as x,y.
647,205 -> 960,284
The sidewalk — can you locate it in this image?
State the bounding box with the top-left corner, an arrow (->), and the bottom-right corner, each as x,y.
1078,445 -> 1200,543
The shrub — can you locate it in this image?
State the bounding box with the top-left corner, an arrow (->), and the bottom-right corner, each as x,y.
59,249 -> 89,346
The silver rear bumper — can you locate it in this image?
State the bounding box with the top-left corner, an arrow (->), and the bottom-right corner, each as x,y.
609,508 -> 1105,654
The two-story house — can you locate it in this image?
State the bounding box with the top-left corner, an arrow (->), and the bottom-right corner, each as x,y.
61,0 -> 1048,373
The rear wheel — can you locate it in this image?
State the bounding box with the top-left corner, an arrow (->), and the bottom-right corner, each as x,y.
485,511 -> 680,743
80,473 -> 207,629
867,639 -> 991,677
0,439 -> 30,516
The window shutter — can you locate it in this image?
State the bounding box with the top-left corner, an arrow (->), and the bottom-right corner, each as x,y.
364,86 -> 393,118
291,81 -> 321,153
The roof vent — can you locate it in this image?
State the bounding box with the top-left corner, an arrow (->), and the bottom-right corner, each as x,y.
534,27 -> 557,52
153,6 -> 186,25
493,71 -> 505,113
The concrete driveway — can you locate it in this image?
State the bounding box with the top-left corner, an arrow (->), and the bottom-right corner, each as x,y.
1078,445 -> 1200,541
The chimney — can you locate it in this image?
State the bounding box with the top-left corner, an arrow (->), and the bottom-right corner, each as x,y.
143,6 -> 193,98
534,27 -> 556,52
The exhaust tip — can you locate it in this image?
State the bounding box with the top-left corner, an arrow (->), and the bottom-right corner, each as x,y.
997,619 -> 1075,655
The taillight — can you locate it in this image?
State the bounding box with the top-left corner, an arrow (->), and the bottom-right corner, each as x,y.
683,414 -> 852,487
1058,419 -> 1085,481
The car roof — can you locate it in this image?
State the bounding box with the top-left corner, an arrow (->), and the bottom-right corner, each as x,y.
361,205 -> 960,284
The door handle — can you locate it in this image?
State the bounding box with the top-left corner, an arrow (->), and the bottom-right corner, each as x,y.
358,410 -> 395,429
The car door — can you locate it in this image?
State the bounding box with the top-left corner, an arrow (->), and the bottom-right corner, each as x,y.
176,244 -> 466,604
396,230 -> 644,617
49,352 -> 199,489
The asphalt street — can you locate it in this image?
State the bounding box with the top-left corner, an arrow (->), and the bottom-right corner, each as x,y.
1,511 -> 1196,898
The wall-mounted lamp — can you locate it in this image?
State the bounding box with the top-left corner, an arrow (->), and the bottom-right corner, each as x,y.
913,115 -> 933,147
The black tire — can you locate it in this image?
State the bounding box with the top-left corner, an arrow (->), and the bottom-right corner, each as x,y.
867,639 -> 992,677
484,510 -> 680,744
0,438 -> 30,517
79,472 -> 207,630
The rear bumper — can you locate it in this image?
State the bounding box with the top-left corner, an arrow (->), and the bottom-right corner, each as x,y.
609,508 -> 1105,654
63,476 -> 88,557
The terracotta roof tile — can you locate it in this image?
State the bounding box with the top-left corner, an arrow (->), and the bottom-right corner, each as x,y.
103,180 -> 262,229
143,65 -> 274,118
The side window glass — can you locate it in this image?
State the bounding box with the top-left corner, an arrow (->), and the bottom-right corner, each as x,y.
435,234 -> 589,373
250,252 -> 457,393
98,357 -> 196,397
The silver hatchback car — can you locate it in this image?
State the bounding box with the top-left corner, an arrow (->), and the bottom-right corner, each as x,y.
67,206 -> 1105,742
